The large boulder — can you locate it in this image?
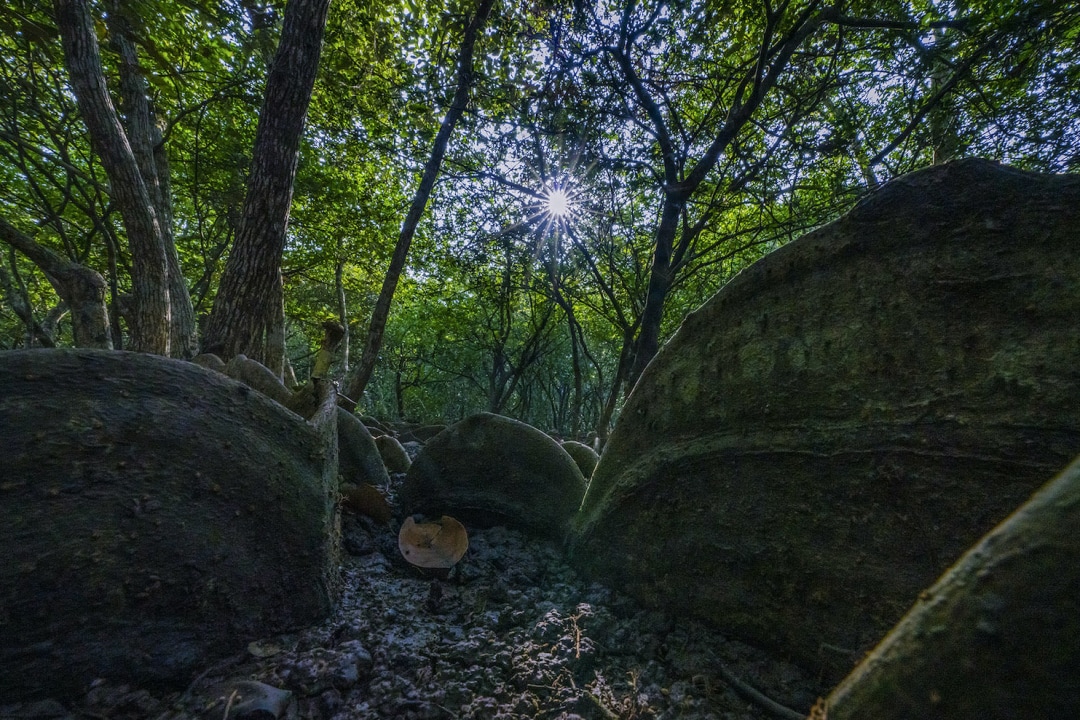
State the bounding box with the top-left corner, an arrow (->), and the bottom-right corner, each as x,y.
374,434 -> 412,474
337,408 -> 391,488
820,455 -> 1080,719
570,160 -> 1080,680
216,354 -> 388,489
398,413 -> 587,540
561,440 -> 600,479
0,349 -> 340,701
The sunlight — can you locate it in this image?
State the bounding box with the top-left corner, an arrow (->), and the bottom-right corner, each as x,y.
546,188 -> 571,218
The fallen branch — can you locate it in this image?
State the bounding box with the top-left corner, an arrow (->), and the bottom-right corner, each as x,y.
717,664 -> 804,720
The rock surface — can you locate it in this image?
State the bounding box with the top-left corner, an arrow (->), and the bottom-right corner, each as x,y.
215,355 -> 388,489
0,349 -> 340,701
571,159 -> 1080,680
374,435 -> 412,474
821,455 -> 1080,719
226,353 -> 294,406
561,440 -> 600,479
16,515 -> 825,719
399,413 -> 587,540
338,409 -> 392,488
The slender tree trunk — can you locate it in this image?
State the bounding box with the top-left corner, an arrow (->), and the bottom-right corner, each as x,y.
546,263 -> 585,437
102,227 -> 124,348
929,28 -> 959,165
344,0 -> 494,404
202,0 -> 332,375
1,217 -> 111,349
0,257 -> 56,347
105,2 -> 197,356
335,259 -> 349,374
395,367 -> 405,420
54,0 -> 170,353
596,330 -> 634,448
614,7 -> 836,386
568,317 -> 583,437
628,195 -> 682,384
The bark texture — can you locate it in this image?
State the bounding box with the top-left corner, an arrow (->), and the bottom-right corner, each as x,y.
0,349 -> 340,701
817,456 -> 1080,719
106,3 -> 197,357
201,0 -> 331,374
570,159 -> 1080,681
54,0 -> 171,354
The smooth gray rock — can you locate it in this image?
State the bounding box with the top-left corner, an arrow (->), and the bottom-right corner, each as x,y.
338,410 -> 391,488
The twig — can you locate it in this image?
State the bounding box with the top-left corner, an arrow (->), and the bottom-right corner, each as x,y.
152,651 -> 249,720
221,688 -> 239,720
583,691 -> 621,720
717,664 -> 805,720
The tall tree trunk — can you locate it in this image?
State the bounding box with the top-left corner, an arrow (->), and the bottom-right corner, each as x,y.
568,316 -> 583,437
105,2 -> 197,356
395,366 -> 405,420
929,28 -> 959,165
344,0 -> 494,404
102,226 -> 124,348
202,0 -> 332,375
545,259 -> 585,437
1,217 -> 110,349
596,330 -> 634,449
54,0 -> 170,354
335,258 -> 349,374
627,195 -> 681,384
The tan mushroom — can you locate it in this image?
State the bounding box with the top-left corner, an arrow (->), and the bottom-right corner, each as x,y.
397,515 -> 469,571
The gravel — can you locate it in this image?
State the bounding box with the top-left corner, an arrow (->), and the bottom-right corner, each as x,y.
4,508 -> 825,720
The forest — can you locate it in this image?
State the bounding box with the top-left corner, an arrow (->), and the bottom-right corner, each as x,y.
4,1 -> 1080,716
2,0 -> 1077,438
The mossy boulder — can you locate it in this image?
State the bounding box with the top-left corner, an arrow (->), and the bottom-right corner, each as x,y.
821,456 -> 1080,719
0,349 -> 340,701
337,409 -> 391,488
561,440 -> 600,479
570,159 -> 1080,680
398,413 -> 587,540
374,434 -> 412,473
395,423 -> 447,444
215,355 -> 388,490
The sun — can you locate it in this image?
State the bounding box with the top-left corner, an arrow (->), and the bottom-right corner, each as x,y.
545,188 -> 571,218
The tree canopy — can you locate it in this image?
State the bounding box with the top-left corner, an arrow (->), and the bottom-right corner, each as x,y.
2,0 -> 1077,437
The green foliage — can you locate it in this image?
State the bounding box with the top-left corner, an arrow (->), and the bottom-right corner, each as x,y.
1,0 -> 1077,433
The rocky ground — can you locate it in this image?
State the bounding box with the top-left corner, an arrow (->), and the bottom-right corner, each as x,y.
3,483 -> 826,720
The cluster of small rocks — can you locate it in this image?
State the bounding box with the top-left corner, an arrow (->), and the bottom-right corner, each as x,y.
6,508 -> 824,720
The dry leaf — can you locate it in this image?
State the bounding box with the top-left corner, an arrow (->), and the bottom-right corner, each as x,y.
340,483 -> 392,525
